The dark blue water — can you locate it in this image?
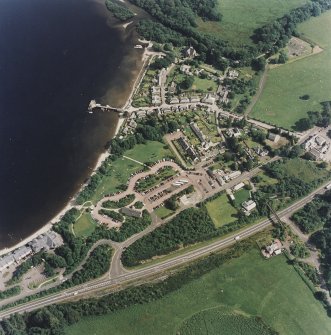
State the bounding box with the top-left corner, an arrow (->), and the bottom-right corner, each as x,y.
0,0 -> 140,247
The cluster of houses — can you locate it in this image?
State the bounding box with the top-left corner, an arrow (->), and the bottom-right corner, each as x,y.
303,134 -> 330,161
0,231 -> 63,273
208,170 -> 242,188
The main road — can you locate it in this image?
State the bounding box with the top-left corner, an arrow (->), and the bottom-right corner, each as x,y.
0,181 -> 329,319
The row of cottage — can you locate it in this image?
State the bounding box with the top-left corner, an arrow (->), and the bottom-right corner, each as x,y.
0,231 -> 62,272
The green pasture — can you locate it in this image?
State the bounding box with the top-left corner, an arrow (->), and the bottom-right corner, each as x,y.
254,172 -> 278,188
66,249 -> 331,335
251,10 -> 331,129
206,193 -> 238,227
280,158 -> 329,183
197,0 -> 308,46
73,213 -> 97,237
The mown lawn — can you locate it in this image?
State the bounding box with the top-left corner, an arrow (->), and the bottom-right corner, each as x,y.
206,193 -> 238,227
124,141 -> 173,164
197,0 -> 308,46
90,141 -> 173,203
192,76 -> 217,92
154,206 -> 174,219
73,213 -> 96,237
90,158 -> 142,204
251,10 -> 331,129
66,249 -> 331,335
233,188 -> 251,207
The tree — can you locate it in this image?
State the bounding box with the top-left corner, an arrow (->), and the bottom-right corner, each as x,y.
300,94 -> 310,100
295,117 -> 313,131
278,50 -> 288,64
165,197 -> 178,211
180,75 -> 194,90
251,57 -> 266,71
288,145 -> 303,158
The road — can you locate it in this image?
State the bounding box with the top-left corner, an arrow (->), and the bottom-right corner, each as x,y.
0,181 -> 329,319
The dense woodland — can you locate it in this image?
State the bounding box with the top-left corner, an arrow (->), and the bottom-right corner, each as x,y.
292,191 -> 331,294
122,207 -> 217,266
252,0 -> 331,53
127,0 -> 331,69
105,0 -> 135,21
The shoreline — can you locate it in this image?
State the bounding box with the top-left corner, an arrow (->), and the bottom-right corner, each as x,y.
0,45 -> 147,257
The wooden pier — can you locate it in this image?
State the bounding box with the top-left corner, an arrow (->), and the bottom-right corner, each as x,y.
88,100 -> 123,114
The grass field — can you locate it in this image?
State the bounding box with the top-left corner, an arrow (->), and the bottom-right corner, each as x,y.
197,0 -> 308,46
124,141 -> 173,164
206,193 -> 238,227
73,213 -> 96,237
91,158 -> 142,204
254,172 -> 279,188
66,249 -> 331,335
251,10 -> 331,129
90,141 -> 172,203
280,158 -> 329,183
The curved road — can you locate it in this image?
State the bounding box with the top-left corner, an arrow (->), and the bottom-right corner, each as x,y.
0,181 -> 329,319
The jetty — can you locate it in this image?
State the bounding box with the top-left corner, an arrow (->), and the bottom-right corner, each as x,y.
88,100 -> 123,114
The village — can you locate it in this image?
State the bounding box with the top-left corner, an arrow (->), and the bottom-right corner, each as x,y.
0,42 -> 330,301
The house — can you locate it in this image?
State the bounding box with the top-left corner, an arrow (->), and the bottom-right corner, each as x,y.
308,148 -> 322,160
120,207 -> 142,218
190,122 -> 205,143
233,182 -> 245,192
29,231 -> 63,253
190,96 -> 200,103
0,254 -> 15,272
184,46 -> 197,59
242,200 -> 256,212
12,246 -> 32,262
178,137 -> 199,161
228,170 -> 241,180
170,97 -> 180,104
180,96 -> 190,103
227,128 -> 241,138
262,239 -> 282,258
228,69 -> 239,79
229,193 -> 235,201
255,146 -> 268,157
180,64 -> 191,74
202,94 -> 216,105
268,133 -> 280,143
152,96 -> 161,105
303,134 -> 329,161
136,110 -> 146,118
